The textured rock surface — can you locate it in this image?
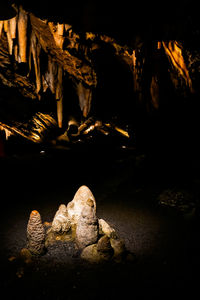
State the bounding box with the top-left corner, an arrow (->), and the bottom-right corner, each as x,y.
81,236 -> 113,263
98,218 -> 116,237
51,204 -> 71,233
27,210 -> 45,255
75,198 -> 98,248
67,185 -> 96,224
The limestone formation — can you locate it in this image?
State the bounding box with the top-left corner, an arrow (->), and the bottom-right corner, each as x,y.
67,185 -> 96,224
75,198 -> 98,249
51,204 -> 71,233
27,210 -> 46,255
98,218 -> 116,238
81,235 -> 113,263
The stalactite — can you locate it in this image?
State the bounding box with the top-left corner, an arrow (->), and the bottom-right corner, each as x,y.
3,20 -> 13,55
46,56 -> 57,94
132,48 -> 144,102
18,6 -> 28,63
162,41 -> 193,92
76,82 -> 92,118
150,75 -> 159,109
9,16 -> 17,39
56,65 -> 63,128
0,21 -> 3,38
48,22 -> 64,49
30,31 -> 41,97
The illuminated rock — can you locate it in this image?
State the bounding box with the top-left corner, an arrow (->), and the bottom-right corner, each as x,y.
67,185 -> 96,224
51,204 -> 71,233
81,235 -> 113,263
76,198 -> 98,249
98,218 -> 116,238
27,210 -> 45,255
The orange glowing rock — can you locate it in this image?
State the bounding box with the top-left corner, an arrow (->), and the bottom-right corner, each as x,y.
162,41 -> 193,92
27,210 -> 45,255
18,6 -> 28,63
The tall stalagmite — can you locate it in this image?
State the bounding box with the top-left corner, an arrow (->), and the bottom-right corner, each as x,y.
27,210 -> 45,255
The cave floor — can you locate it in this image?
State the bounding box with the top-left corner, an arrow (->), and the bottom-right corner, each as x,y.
0,143 -> 200,299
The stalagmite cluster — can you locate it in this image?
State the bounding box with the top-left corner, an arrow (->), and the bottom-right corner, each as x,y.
23,185 -> 130,263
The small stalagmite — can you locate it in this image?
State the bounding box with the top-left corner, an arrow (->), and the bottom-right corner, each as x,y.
51,204 -> 71,233
76,198 -> 98,249
67,185 -> 96,225
27,210 -> 45,255
18,6 -> 28,63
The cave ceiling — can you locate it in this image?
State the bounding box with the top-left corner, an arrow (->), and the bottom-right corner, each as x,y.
0,1 -> 200,146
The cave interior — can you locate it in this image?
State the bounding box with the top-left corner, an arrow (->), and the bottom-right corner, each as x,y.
1,1 -> 200,299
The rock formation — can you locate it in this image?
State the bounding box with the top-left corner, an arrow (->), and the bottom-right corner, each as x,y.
67,185 -> 96,225
22,185 -> 129,263
51,204 -> 71,233
27,210 -> 45,255
75,198 -> 98,249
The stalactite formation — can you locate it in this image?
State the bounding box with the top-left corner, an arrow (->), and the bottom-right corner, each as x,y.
162,41 -> 193,92
0,4 -> 197,144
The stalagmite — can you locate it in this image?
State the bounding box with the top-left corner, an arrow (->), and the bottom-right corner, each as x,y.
18,6 -> 28,63
76,82 -> 92,118
76,198 -> 98,249
27,210 -> 45,255
67,185 -> 96,225
51,204 -> 71,233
